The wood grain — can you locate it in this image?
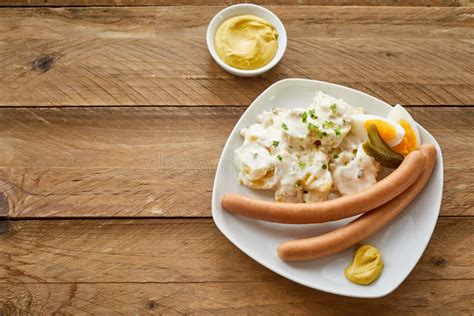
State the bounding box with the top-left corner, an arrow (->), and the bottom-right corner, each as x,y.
0,106 -> 472,218
0,3 -> 471,314
0,218 -> 472,283
1,280 -> 473,315
0,6 -> 472,106
2,0 -> 472,7
0,218 -> 472,314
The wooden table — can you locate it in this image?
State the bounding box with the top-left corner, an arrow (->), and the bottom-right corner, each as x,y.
0,0 -> 473,314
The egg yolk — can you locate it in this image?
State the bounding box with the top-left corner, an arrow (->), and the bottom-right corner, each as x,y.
393,120 -> 417,156
364,119 -> 396,144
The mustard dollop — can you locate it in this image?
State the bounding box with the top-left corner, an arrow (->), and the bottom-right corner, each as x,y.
214,14 -> 278,70
345,244 -> 384,285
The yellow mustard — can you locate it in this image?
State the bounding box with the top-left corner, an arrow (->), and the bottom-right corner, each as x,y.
214,14 -> 278,70
345,244 -> 384,285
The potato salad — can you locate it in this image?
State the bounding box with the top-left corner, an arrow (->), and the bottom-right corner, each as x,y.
234,91 -> 382,203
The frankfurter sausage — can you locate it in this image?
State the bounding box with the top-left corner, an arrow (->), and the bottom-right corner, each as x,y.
222,149 -> 426,224
277,144 -> 437,261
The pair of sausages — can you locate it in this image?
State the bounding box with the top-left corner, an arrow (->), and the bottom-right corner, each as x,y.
222,144 -> 437,261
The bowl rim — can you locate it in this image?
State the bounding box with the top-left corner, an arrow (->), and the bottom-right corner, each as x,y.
206,3 -> 287,77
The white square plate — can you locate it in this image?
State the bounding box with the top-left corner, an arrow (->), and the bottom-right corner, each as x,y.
211,79 -> 443,298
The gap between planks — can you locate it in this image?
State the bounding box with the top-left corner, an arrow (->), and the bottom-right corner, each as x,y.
2,214 -> 472,220
2,279 -> 473,284
1,0 -> 472,7
0,104 -> 472,109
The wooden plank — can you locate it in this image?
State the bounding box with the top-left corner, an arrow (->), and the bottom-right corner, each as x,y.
0,218 -> 472,283
1,0 -> 470,7
0,6 -> 472,107
1,280 -> 473,315
0,106 -> 236,218
0,106 -> 472,218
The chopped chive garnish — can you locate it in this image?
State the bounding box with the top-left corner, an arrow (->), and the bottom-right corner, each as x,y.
272,140 -> 279,147
308,109 -> 317,119
282,123 -> 288,131
322,163 -> 328,170
307,123 -> 318,132
333,154 -> 339,159
277,155 -> 283,162
335,127 -> 341,138
322,120 -> 335,128
330,103 -> 337,114
298,161 -> 306,170
295,180 -> 301,188
301,111 -> 307,123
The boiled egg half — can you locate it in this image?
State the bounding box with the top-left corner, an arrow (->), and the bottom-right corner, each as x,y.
351,114 -> 405,147
387,104 -> 421,155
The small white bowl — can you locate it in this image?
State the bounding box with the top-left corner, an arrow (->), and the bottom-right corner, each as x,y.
206,4 -> 287,77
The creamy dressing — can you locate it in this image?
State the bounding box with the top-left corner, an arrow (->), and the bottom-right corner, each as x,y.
332,144 -> 379,195
234,91 -> 380,202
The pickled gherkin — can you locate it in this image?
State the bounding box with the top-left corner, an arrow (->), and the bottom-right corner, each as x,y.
363,124 -> 404,169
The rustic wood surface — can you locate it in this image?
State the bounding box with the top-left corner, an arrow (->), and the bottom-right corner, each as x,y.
0,6 -> 473,106
3,0 -> 472,7
1,218 -> 472,283
0,107 -> 471,218
0,280 -> 471,315
0,1 -> 473,314
0,218 -> 473,314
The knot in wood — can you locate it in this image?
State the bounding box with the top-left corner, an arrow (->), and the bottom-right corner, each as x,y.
146,300 -> 158,310
33,53 -> 59,73
431,256 -> 446,267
